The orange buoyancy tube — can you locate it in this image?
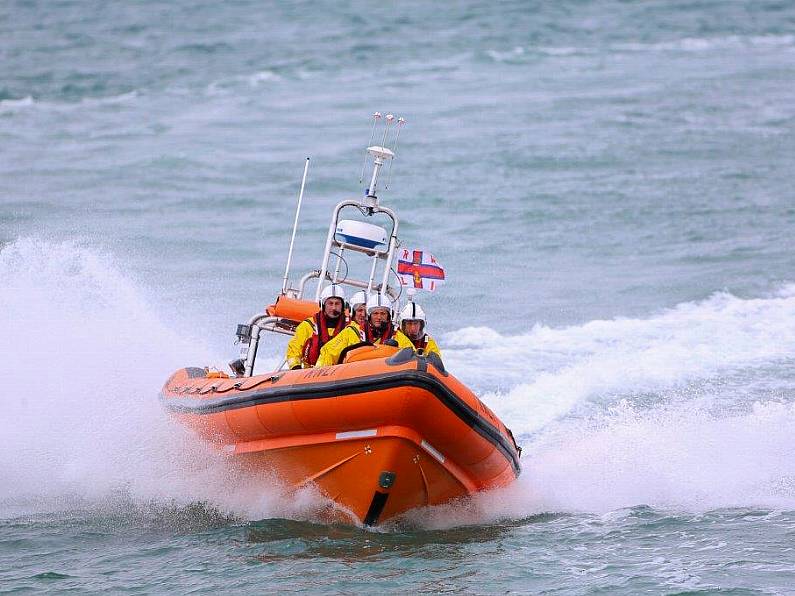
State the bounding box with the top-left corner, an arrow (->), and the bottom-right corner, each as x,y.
302,311 -> 346,366
267,295 -> 319,323
342,343 -> 399,364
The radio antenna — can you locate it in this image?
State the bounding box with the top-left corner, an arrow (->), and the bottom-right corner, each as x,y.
384,116 -> 405,190
281,157 -> 310,295
380,113 -> 395,150
359,112 -> 381,185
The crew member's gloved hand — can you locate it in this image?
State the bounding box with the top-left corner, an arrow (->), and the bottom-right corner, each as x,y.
384,339 -> 399,347
291,365 -> 302,370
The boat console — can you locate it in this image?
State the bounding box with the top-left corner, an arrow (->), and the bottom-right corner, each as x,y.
234,113 -> 408,376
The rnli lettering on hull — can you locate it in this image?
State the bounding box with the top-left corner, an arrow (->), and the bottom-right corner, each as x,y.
302,367 -> 339,379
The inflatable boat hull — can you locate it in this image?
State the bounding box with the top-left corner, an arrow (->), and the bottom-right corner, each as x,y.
160,350 -> 521,525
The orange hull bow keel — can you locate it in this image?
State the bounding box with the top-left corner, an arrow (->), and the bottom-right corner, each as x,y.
160,348 -> 521,526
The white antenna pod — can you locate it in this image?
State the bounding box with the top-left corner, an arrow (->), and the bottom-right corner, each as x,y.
365,145 -> 395,203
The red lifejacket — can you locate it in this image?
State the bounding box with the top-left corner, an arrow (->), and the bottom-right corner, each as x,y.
302,312 -> 345,366
366,320 -> 394,344
410,334 -> 428,351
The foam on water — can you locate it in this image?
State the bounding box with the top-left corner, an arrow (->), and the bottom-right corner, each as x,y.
0,239 -> 324,521
0,91 -> 143,118
407,398 -> 795,530
483,34 -> 795,66
614,34 -> 795,53
524,399 -> 795,512
445,286 -> 795,435
0,96 -> 36,113
417,287 -> 795,526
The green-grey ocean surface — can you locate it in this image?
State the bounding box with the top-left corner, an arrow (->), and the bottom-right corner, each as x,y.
2,0 -> 795,593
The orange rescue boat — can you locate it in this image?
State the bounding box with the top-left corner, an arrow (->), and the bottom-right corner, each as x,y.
160,342 -> 520,525
160,120 -> 521,525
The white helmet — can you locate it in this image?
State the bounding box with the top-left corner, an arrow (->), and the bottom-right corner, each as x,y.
399,301 -> 426,324
319,283 -> 346,306
366,293 -> 394,317
350,290 -> 367,312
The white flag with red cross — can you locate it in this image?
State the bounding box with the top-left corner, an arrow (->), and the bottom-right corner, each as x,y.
396,248 -> 446,292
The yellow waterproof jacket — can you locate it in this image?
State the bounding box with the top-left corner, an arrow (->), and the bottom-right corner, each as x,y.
285,318 -> 343,369
316,322 -> 365,367
394,330 -> 442,359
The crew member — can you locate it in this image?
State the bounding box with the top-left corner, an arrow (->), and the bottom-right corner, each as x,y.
316,293 -> 396,367
395,301 -> 442,358
285,284 -> 347,369
364,293 -> 396,345
349,291 -> 368,329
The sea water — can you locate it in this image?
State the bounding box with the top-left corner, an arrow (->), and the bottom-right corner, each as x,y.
2,1 -> 795,593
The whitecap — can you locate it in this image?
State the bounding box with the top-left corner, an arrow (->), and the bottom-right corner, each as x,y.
614,34 -> 795,54
247,70 -> 282,86
485,46 -> 526,62
0,95 -> 35,113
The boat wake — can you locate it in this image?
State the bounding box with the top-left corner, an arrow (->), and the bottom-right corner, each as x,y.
446,284 -> 795,434
0,238 -> 324,523
2,238 -> 794,527
406,399 -> 795,530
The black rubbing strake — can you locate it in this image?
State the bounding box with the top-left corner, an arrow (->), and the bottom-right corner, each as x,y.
161,367 -> 521,474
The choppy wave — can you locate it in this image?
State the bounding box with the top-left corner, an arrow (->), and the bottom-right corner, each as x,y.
206,70 -> 284,96
405,398 -> 795,529
405,287 -> 795,524
614,34 -> 795,53
0,96 -> 36,113
484,45 -> 593,63
0,91 -> 141,116
525,399 -> 795,511
445,286 -> 795,435
485,33 -> 795,63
